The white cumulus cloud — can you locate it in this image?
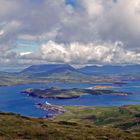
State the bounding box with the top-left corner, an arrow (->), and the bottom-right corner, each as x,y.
36,41 -> 140,65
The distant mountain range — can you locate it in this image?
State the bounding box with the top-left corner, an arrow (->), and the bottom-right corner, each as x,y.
78,65 -> 140,75
20,64 -> 78,76
20,64 -> 140,76
21,64 -> 74,73
0,64 -> 140,86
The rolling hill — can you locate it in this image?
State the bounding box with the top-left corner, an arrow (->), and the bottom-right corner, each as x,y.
21,64 -> 77,74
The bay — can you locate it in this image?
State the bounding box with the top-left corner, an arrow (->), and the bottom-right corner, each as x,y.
0,81 -> 139,117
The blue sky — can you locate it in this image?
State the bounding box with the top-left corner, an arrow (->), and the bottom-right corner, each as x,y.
15,40 -> 39,53
66,0 -> 77,6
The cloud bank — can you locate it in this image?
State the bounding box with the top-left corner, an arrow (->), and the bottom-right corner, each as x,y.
0,0 -> 140,66
21,41 -> 140,65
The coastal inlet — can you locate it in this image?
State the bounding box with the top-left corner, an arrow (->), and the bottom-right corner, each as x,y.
21,86 -> 132,118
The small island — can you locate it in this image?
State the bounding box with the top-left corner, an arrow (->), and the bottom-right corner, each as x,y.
22,86 -> 132,99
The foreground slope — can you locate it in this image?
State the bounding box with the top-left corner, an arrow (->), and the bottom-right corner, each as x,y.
0,112 -> 137,140
0,105 -> 140,140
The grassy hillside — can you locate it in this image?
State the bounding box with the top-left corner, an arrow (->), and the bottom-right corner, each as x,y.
0,112 -> 138,140
56,105 -> 140,128
55,105 -> 140,138
0,105 -> 140,140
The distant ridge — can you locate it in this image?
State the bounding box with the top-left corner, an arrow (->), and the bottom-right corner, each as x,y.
78,65 -> 140,75
20,64 -> 77,75
10,64 -> 140,76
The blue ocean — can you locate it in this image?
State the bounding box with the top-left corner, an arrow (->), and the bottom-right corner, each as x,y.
0,81 -> 140,117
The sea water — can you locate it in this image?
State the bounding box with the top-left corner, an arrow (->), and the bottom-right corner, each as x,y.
0,81 -> 139,117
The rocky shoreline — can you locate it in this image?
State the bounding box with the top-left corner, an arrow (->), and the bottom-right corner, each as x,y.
36,102 -> 67,118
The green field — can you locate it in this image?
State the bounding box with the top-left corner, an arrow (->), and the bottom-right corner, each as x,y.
56,105 -> 140,129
